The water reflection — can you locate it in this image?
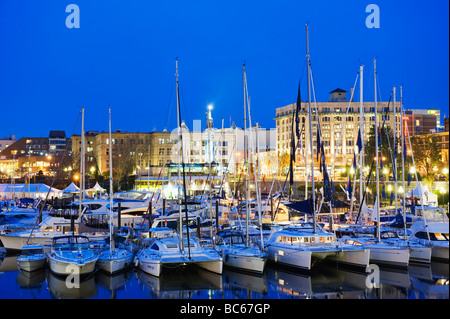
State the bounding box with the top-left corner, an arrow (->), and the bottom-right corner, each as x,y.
0,250 -> 448,299
136,266 -> 223,299
47,271 -> 98,299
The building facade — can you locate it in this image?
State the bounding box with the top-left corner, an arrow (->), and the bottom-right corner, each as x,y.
275,88 -> 402,180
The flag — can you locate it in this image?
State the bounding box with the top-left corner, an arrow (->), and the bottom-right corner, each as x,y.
352,153 -> 357,170
356,128 -> 363,153
295,84 -> 301,140
407,172 -> 412,186
378,127 -> 382,147
410,196 -> 415,215
345,175 -> 352,201
390,191 -> 394,205
323,164 -> 332,202
316,128 -> 321,161
382,183 -> 386,200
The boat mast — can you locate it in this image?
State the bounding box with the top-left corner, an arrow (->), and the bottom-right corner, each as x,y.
373,58 -> 380,241
399,86 -> 407,238
359,65 -> 364,218
306,24 -> 316,233
393,87 -> 398,218
243,63 -> 250,248
175,58 -> 191,258
79,107 -> 85,223
175,58 -> 184,252
108,106 -> 115,255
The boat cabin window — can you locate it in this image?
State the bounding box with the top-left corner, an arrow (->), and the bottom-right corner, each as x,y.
22,248 -> 43,256
41,226 -> 54,232
326,236 -> 335,243
345,239 -> 362,246
416,231 -> 449,241
220,235 -> 244,245
276,236 -> 301,244
150,243 -> 159,251
381,232 -> 399,239
87,204 -> 104,211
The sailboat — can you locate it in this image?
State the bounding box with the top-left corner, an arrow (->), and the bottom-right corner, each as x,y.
135,58 -> 223,277
266,25 -> 370,272
213,64 -> 266,274
96,107 -> 134,274
376,86 -> 431,264
0,108 -> 107,251
47,108 -> 99,276
343,60 -> 410,268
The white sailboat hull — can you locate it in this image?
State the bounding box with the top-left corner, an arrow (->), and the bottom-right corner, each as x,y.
48,255 -> 98,276
97,250 -> 134,274
409,246 -> 432,263
136,253 -> 223,277
267,245 -> 312,270
222,253 -> 266,274
368,247 -> 410,267
322,248 -> 371,268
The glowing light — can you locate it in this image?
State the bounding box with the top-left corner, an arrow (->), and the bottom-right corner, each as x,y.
207,104 -> 213,111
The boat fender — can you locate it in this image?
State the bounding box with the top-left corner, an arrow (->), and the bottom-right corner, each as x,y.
134,257 -> 139,267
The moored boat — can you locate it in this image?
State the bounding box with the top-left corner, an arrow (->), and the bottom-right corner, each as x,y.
47,235 -> 98,276
16,244 -> 47,272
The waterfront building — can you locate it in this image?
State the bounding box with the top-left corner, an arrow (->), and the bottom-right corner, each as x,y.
0,132 -> 69,179
275,88 -> 402,180
404,108 -> 440,136
0,135 -> 15,153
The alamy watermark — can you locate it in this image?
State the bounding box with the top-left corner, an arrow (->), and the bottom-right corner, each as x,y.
65,264 -> 81,289
365,264 -> 380,289
65,4 -> 80,29
366,4 -> 380,29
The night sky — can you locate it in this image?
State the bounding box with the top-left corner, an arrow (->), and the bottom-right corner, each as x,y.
0,0 -> 448,139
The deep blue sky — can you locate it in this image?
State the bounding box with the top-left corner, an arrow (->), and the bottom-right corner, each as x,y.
0,0 -> 448,139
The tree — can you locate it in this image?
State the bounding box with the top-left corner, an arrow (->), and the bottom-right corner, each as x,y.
411,135 -> 441,184
363,124 -> 398,177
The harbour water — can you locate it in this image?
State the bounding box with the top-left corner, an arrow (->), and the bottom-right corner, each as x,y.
1,215 -> 448,301
0,252 -> 448,300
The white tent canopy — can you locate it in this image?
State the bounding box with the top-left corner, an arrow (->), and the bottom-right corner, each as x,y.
406,183 -> 438,207
62,182 -> 80,193
86,182 -> 106,193
0,183 -> 62,199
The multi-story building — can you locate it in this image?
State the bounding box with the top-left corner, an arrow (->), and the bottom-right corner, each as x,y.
71,130 -> 153,177
404,108 -> 439,136
0,132 -> 70,179
275,88 -> 402,180
0,135 -> 15,153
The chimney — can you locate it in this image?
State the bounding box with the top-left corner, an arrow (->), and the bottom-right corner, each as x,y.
350,87 -> 354,102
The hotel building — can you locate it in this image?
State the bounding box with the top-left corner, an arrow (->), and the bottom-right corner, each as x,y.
275,88 -> 402,180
